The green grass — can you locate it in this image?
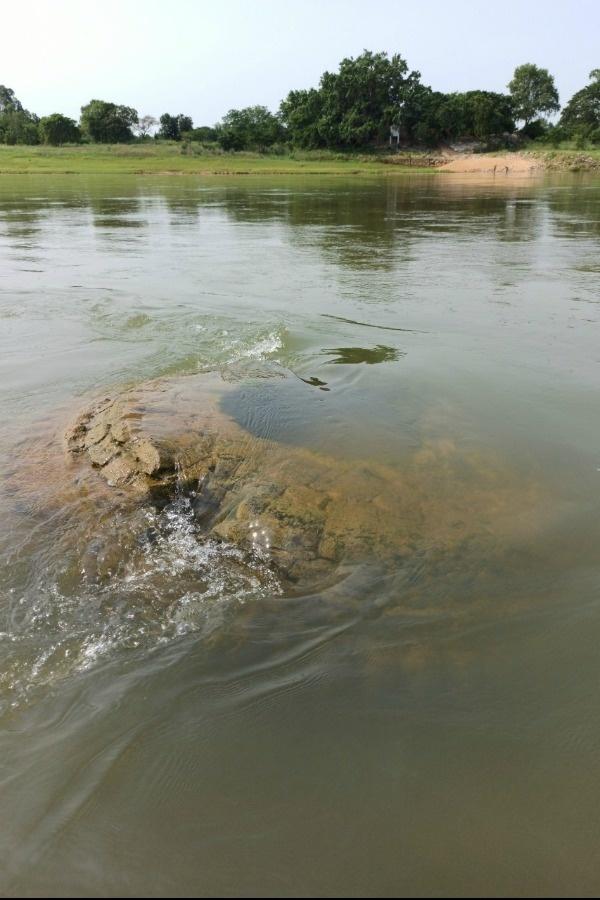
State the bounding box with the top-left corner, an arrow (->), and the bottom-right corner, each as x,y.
0,143 -> 436,176
534,141 -> 600,155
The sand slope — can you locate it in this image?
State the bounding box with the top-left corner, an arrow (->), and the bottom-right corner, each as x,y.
440,153 -> 544,175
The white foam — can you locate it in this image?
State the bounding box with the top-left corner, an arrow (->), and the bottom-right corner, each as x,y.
1,495 -> 282,711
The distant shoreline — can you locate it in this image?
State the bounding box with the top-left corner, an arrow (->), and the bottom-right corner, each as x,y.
0,145 -> 598,176
0,145 -> 437,177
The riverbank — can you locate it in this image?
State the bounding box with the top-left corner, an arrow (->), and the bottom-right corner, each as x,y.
440,153 -> 544,175
440,148 -> 600,175
1,143 -> 598,177
0,144 -> 437,176
533,147 -> 600,172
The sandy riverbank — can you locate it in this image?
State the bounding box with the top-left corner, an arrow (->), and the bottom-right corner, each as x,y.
440,153 -> 544,175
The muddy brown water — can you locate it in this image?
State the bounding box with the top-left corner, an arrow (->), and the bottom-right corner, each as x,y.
1,174 -> 600,897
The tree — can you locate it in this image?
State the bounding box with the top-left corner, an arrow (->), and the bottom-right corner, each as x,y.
280,50 -> 421,148
390,86 -> 514,145
508,63 -> 559,126
279,88 -> 326,148
158,113 -> 194,141
80,100 -> 138,142
560,70 -> 600,141
159,113 -> 179,140
0,85 -> 40,145
216,106 -> 284,150
0,109 -> 39,144
158,113 -> 178,140
39,113 -> 81,145
325,50 -> 421,146
461,90 -> 515,139
134,114 -> 157,138
0,85 -> 23,113
188,125 -> 218,142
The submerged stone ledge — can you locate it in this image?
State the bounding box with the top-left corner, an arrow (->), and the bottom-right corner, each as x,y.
63,372 -> 549,588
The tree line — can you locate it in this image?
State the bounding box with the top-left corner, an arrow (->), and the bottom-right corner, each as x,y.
1,52 -> 599,150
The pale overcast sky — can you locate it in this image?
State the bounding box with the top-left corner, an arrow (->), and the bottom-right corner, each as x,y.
3,0 -> 598,123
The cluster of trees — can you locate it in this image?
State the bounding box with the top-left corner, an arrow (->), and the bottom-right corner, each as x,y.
1,53 -> 599,150
279,55 -> 567,148
222,59 -> 599,149
393,87 -> 516,146
281,52 -> 421,147
0,92 -> 220,146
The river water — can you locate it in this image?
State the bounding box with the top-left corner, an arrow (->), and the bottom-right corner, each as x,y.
1,174 -> 600,897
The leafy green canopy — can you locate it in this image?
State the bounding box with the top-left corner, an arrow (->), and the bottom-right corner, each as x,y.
280,51 -> 515,147
0,85 -> 23,113
80,100 -> 138,143
39,113 -> 80,145
216,106 -> 284,150
403,88 -> 515,144
560,70 -> 600,137
280,50 -> 420,147
187,125 -> 218,142
0,85 -> 39,144
508,63 -> 559,125
158,113 -> 194,141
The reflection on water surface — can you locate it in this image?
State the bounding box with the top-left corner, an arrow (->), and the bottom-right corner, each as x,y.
322,344 -> 402,364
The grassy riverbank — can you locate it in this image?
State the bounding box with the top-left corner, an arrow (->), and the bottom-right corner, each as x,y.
2,142 -> 598,177
0,143 -> 438,176
531,146 -> 600,171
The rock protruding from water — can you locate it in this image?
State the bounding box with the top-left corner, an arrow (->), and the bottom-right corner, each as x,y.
68,396 -> 175,487
65,373 -> 547,585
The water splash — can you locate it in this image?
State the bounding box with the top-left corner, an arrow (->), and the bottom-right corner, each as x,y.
0,495 -> 282,713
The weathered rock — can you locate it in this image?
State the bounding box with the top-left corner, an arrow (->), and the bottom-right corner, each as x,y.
62,372 -> 550,588
67,394 -> 179,487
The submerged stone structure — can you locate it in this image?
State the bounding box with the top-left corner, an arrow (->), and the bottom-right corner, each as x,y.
64,372 -> 548,588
